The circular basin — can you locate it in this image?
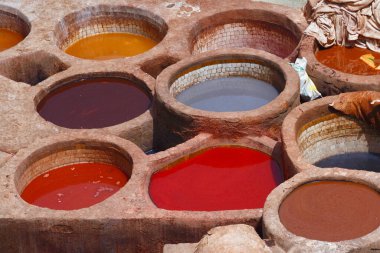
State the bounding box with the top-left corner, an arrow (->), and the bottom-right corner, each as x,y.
55,5 -> 168,60
37,76 -> 151,129
155,48 -> 300,149
190,9 -> 303,60
263,169 -> 380,251
17,137 -> 134,210
299,36 -> 380,95
0,6 -> 30,52
281,96 -> 380,175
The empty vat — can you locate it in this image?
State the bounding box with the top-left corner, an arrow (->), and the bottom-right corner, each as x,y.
55,5 -> 168,60
37,76 -> 151,129
190,9 -> 303,60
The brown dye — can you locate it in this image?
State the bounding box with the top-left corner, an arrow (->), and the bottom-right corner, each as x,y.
279,181 -> 380,242
316,45 -> 380,75
37,77 -> 151,129
0,28 -> 24,52
65,33 -> 157,60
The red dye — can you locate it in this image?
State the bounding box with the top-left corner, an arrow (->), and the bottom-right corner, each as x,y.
149,146 -> 283,211
21,163 -> 128,210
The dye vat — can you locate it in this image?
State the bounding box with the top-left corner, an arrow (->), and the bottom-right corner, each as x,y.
176,77 -> 279,112
149,146 -> 283,211
314,152 -> 380,172
191,15 -> 301,60
0,28 -> 24,52
21,163 -> 128,210
299,36 -> 380,96
316,45 -> 380,75
283,96 -> 380,174
155,49 -> 300,149
279,181 -> 380,242
37,77 -> 151,129
55,5 -> 168,60
65,33 -> 157,60
0,6 -> 30,52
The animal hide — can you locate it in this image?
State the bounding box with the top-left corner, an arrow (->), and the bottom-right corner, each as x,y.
330,91 -> 380,128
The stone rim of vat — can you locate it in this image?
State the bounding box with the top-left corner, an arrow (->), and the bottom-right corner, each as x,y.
0,4 -> 31,49
263,168 -> 380,252
10,131 -> 147,211
281,95 -> 380,176
147,133 -> 282,215
155,48 -> 300,148
299,36 -> 380,96
34,71 -> 153,130
188,8 -> 305,61
54,4 -> 168,59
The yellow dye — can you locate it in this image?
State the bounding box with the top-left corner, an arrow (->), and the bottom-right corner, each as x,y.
0,28 -> 24,52
65,33 -> 157,60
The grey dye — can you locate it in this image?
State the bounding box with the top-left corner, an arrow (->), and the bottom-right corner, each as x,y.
176,77 -> 279,112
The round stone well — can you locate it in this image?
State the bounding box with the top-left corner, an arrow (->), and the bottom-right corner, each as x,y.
0,5 -> 31,52
155,48 -> 300,150
281,95 -> 380,176
189,8 -> 304,61
263,168 -> 380,252
299,36 -> 380,96
55,4 -> 168,60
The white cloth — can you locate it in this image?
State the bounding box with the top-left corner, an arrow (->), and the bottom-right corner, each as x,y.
290,58 -> 322,101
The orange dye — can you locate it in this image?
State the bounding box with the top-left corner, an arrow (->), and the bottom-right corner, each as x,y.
316,45 -> 380,75
21,163 -> 128,210
65,33 -> 157,60
0,28 -> 24,52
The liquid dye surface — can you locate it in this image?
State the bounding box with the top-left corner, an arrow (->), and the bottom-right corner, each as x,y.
279,181 -> 380,242
149,146 -> 283,211
0,28 -> 24,52
314,152 -> 380,172
145,149 -> 159,155
21,163 -> 128,210
316,45 -> 380,75
37,77 -> 151,129
176,77 -> 279,112
65,33 -> 157,60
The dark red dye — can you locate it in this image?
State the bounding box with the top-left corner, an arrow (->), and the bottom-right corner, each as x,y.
149,146 -> 283,211
37,77 -> 151,129
21,163 -> 128,210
